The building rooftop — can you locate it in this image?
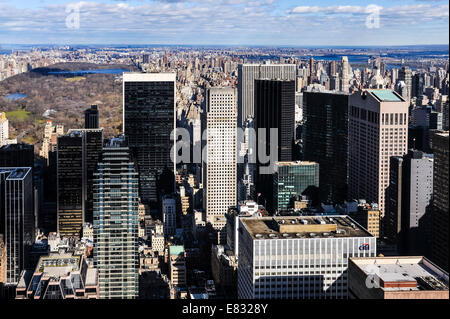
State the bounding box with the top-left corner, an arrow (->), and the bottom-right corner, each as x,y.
350,256 -> 448,292
0,167 -> 31,180
241,215 -> 373,240
36,254 -> 81,276
367,89 -> 404,102
275,161 -> 318,166
169,245 -> 184,257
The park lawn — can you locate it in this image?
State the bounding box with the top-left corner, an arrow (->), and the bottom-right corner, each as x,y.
66,76 -> 86,82
6,109 -> 31,121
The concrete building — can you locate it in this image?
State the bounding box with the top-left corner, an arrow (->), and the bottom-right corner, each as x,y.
15,253 -> 99,299
340,56 -> 350,93
205,87 -> 237,244
0,235 -> 5,285
237,63 -> 296,126
162,196 -> 177,238
348,256 -> 448,299
386,150 -> 433,255
348,90 -> 408,217
237,215 -> 376,299
0,112 -> 16,147
0,167 -> 34,286
169,245 -> 187,287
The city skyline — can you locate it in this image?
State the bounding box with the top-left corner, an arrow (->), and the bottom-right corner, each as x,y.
0,0 -> 448,46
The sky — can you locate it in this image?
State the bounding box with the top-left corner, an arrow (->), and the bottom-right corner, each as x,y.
0,0 -> 448,46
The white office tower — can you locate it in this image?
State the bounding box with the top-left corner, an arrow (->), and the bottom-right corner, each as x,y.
340,56 -> 350,93
237,216 -> 376,299
162,196 -> 177,238
349,90 -> 408,217
205,87 -> 237,244
238,63 -> 296,126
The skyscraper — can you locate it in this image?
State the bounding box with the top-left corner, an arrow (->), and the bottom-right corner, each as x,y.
0,167 -> 34,286
340,56 -> 350,93
123,73 -> 176,206
254,79 -> 295,211
398,66 -> 412,101
303,92 -> 349,202
205,87 -> 237,244
386,150 -> 434,255
348,90 -> 408,218
57,129 -> 103,237
237,63 -> 296,126
431,131 -> 449,271
84,105 -> 99,129
273,161 -> 319,212
93,136 -> 139,299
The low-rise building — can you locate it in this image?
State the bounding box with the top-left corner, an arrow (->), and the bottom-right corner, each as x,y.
348,256 -> 448,299
15,253 -> 98,299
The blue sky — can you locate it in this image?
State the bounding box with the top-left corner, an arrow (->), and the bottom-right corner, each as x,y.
0,0 -> 448,46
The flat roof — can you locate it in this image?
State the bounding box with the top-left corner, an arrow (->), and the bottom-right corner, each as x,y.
350,256 -> 449,291
123,72 -> 176,82
169,245 -> 184,256
0,167 -> 31,180
241,215 -> 373,240
368,90 -> 403,102
36,254 -> 81,276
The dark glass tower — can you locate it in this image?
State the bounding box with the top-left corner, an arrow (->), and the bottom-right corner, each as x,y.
57,129 -> 103,238
0,167 -> 34,286
84,105 -> 99,129
123,73 -> 176,206
303,92 -> 349,203
254,79 -> 295,211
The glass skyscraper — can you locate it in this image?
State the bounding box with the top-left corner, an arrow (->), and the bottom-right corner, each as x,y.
303,92 -> 349,203
93,137 -> 139,299
123,73 -> 176,206
273,161 -> 319,212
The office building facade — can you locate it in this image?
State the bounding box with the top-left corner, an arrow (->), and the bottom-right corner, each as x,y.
303,92 -> 349,202
93,137 -> 139,298
273,161 -> 319,212
84,105 -> 99,129
254,79 -> 295,211
205,87 -> 237,243
123,73 -> 176,206
237,216 -> 376,299
431,131 -> 449,271
0,167 -> 34,286
238,64 -> 296,126
348,90 -> 408,217
57,129 -> 103,237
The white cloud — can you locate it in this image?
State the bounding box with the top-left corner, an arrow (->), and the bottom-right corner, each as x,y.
0,1 -> 447,45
